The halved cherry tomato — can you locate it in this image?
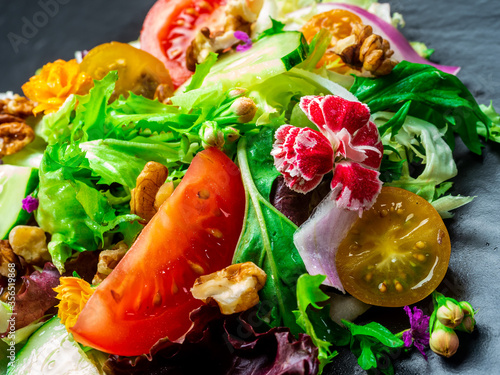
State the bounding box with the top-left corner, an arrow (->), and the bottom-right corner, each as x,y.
336,187 -> 451,307
71,148 -> 245,356
301,9 -> 362,72
140,0 -> 227,88
80,41 -> 173,100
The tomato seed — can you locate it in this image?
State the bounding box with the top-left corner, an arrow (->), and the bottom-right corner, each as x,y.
197,189 -> 210,199
171,281 -> 179,294
153,292 -> 162,307
417,254 -> 426,262
209,228 -> 223,238
379,282 -> 387,293
395,281 -> 404,292
415,241 -> 426,249
189,261 -> 205,275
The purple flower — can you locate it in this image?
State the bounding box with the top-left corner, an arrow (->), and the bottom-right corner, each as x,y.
234,31 -> 252,52
22,195 -> 39,213
403,305 -> 430,360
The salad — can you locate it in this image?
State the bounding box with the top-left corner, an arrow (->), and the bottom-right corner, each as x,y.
1,0 -> 499,374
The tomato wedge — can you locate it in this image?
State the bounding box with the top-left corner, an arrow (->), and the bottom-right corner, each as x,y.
71,148 -> 245,356
140,0 -> 227,88
336,187 -> 451,307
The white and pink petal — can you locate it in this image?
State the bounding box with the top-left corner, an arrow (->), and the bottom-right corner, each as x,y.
330,161 -> 383,214
271,125 -> 334,194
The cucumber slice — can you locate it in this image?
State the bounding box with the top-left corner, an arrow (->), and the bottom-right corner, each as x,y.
7,317 -> 102,375
0,165 -> 39,240
202,31 -> 308,89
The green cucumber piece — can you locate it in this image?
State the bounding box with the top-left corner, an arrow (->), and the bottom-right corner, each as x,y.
7,317 -> 102,375
202,31 -> 308,89
0,165 -> 39,240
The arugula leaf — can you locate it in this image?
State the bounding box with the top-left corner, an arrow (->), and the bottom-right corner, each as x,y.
342,320 -> 404,374
184,52 -> 218,92
293,274 -> 351,373
378,100 -> 411,137
257,17 -> 286,40
351,61 -> 492,154
234,130 -> 306,333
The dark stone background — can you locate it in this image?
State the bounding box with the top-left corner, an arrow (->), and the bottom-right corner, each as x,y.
0,1 -> 498,374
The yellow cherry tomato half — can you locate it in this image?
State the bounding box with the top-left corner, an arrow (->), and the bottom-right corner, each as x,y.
336,187 -> 451,307
80,41 -> 173,100
301,9 -> 362,72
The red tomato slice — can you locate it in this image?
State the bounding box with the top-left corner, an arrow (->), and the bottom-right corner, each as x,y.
140,0 -> 227,88
71,148 -> 245,356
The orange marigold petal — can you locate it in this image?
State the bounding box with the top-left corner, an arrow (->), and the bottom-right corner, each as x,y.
54,277 -> 95,331
22,58 -> 93,116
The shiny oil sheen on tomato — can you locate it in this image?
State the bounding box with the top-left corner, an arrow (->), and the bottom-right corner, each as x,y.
336,187 -> 451,307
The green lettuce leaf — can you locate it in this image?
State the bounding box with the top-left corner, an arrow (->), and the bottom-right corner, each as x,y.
184,52 -> 218,92
293,274 -> 351,373
374,112 -> 458,201
257,17 -> 286,40
478,102 -> 500,142
350,61 -> 492,154
233,130 -> 306,333
342,319 -> 404,374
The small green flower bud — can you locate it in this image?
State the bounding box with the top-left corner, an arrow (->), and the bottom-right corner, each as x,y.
437,300 -> 464,328
228,88 -> 247,98
230,97 -> 257,123
459,301 -> 475,317
222,127 -> 240,143
429,326 -> 459,358
199,121 -> 224,150
456,315 -> 475,333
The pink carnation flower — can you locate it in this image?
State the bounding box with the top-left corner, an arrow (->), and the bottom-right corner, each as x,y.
271,95 -> 383,214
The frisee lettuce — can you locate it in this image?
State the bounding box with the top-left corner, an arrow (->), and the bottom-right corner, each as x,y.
36,71 -> 258,272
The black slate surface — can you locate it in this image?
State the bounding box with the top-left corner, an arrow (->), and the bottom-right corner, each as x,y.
0,1 -> 499,374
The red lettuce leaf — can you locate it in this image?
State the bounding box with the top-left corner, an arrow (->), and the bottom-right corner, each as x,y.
104,306 -> 319,375
4,263 -> 60,332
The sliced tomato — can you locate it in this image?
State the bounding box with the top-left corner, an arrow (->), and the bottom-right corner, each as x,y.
336,187 -> 451,307
301,9 -> 363,73
71,148 -> 245,356
80,42 -> 174,100
140,0 -> 227,88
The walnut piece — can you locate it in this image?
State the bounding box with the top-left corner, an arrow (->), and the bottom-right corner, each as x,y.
0,240 -> 19,278
186,0 -> 263,71
92,241 -> 128,285
8,226 -> 50,266
334,24 -> 398,76
130,161 -> 169,224
154,181 -> 175,211
0,94 -> 35,119
0,114 -> 35,158
191,262 -> 267,315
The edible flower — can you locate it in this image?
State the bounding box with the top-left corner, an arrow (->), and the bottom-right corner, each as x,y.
402,305 -> 430,360
429,322 -> 459,358
22,59 -> 93,115
271,95 -> 383,214
428,291 -> 477,357
21,195 -> 39,213
436,299 -> 464,329
234,31 -> 253,52
455,301 -> 476,333
54,277 -> 95,331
